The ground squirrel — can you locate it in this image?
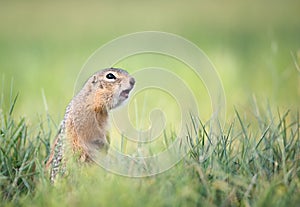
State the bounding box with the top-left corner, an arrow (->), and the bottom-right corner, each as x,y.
46,68 -> 135,183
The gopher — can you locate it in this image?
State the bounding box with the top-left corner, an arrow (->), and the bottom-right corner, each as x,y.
46,68 -> 135,183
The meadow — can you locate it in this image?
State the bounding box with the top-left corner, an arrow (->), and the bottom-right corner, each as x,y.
0,1 -> 300,206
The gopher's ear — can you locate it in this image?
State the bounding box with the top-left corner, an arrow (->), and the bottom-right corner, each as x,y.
91,75 -> 98,84
91,75 -> 103,89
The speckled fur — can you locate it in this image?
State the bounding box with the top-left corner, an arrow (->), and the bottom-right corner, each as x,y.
46,68 -> 135,183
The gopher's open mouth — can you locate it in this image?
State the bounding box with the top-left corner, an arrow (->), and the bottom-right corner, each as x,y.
120,89 -> 131,99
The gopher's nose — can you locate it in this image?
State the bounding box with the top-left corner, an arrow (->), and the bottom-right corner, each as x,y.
129,77 -> 135,86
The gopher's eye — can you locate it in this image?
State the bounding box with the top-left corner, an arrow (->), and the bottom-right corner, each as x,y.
106,73 -> 116,80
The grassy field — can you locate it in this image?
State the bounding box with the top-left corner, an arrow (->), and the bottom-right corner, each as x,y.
0,0 -> 300,206
1,93 -> 299,206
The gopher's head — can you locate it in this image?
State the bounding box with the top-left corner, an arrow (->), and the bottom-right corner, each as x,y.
87,68 -> 135,110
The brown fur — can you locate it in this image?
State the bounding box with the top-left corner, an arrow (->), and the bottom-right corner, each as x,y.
46,68 -> 135,170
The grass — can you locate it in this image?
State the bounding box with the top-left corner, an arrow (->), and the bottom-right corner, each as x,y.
187,107 -> 300,206
0,91 -> 299,207
0,94 -> 51,203
0,1 -> 299,206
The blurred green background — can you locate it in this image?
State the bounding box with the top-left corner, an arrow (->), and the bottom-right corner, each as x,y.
0,0 -> 299,124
